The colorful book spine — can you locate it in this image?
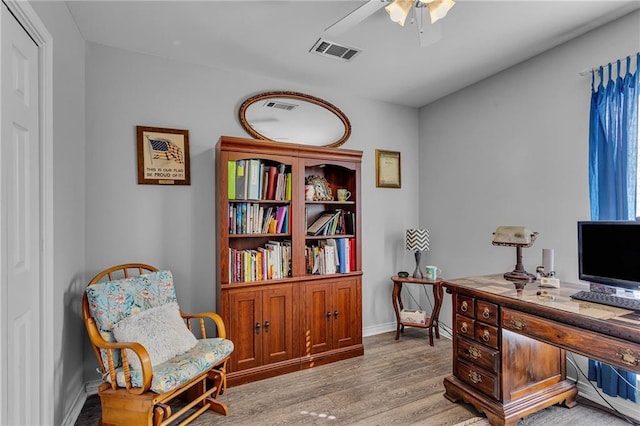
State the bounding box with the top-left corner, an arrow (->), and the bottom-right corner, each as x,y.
227,160 -> 236,199
235,160 -> 246,200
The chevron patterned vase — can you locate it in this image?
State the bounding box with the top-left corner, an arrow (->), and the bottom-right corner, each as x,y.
405,229 -> 430,279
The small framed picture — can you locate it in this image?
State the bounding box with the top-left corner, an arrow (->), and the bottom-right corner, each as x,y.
306,175 -> 334,200
136,126 -> 190,185
375,149 -> 401,188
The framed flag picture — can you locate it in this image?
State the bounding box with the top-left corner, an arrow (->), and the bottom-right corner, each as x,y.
136,126 -> 191,185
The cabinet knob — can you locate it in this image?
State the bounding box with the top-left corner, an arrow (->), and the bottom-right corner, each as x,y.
467,346 -> 482,360
255,322 -> 261,334
482,307 -> 491,319
510,317 -> 527,330
482,329 -> 490,342
460,322 -> 468,333
469,371 -> 483,384
327,311 -> 332,321
461,301 -> 468,312
264,321 -> 270,332
616,348 -> 640,366
334,310 -> 339,319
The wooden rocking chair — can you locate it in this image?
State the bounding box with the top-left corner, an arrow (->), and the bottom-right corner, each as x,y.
82,263 -> 234,426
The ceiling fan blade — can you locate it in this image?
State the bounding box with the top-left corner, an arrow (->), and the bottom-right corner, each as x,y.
324,0 -> 387,36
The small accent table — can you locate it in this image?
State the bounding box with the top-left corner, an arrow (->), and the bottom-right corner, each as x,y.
391,276 -> 444,346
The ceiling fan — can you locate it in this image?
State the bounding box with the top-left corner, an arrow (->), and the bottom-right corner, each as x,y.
323,0 -> 455,47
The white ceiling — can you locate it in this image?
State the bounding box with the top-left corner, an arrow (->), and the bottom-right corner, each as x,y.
65,0 -> 640,108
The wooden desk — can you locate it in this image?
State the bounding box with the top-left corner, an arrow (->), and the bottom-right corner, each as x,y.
443,274 -> 640,426
391,276 -> 444,346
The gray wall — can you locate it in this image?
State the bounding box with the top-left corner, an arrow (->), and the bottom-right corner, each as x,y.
420,7 -> 640,326
83,43 -> 421,381
24,1 -> 640,422
28,2 -> 87,425
419,9 -> 640,417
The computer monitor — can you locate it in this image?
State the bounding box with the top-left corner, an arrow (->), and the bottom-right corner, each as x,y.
578,221 -> 640,292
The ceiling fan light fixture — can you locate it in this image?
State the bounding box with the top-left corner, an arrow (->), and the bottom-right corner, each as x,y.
385,0 -> 413,26
427,0 -> 455,24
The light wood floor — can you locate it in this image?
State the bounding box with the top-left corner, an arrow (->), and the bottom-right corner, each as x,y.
75,330 -> 636,425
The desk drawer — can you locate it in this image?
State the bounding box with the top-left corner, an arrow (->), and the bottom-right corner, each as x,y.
456,359 -> 499,400
457,295 -> 475,317
476,300 -> 499,325
501,308 -> 640,373
457,335 -> 499,373
474,322 -> 499,350
456,314 -> 475,339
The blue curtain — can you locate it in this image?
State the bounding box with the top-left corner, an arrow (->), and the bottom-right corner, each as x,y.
587,53 -> 639,403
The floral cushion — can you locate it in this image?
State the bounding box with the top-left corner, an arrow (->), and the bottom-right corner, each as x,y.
111,338 -> 234,394
86,270 -> 177,331
85,270 -> 178,370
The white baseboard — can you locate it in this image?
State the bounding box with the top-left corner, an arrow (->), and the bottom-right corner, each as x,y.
363,322 -> 452,342
60,385 -> 87,426
576,378 -> 640,422
61,380 -> 102,426
363,321 -> 396,337
85,379 -> 102,396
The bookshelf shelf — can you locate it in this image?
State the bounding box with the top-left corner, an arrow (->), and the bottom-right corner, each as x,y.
216,136 -> 363,386
305,200 -> 355,205
305,234 -> 355,240
228,233 -> 291,238
230,199 -> 291,204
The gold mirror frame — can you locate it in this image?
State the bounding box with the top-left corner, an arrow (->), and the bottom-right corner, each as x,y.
239,91 -> 351,148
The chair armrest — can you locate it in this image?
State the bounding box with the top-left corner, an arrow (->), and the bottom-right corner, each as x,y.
84,317 -> 154,394
180,311 -> 227,339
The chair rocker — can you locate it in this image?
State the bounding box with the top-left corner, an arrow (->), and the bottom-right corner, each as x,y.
82,263 -> 234,425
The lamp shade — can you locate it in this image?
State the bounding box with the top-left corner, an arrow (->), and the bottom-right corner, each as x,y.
406,229 -> 430,252
492,226 -> 534,246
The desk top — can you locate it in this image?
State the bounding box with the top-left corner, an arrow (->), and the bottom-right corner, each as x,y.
444,274 -> 640,345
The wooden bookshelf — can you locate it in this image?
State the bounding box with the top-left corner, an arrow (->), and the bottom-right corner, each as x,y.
216,136 -> 363,385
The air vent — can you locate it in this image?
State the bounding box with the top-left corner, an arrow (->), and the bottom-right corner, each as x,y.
264,100 -> 297,111
309,38 -> 361,62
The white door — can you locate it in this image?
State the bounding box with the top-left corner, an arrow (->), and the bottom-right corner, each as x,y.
1,3 -> 41,424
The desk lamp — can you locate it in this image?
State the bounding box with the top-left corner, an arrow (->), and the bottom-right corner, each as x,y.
406,228 -> 430,279
492,226 -> 538,289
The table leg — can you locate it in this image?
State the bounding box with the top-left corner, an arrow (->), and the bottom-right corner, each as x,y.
432,282 -> 444,341
392,281 -> 403,340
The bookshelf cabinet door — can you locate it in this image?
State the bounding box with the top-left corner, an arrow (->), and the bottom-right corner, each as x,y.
303,278 -> 362,355
262,284 -> 295,365
303,281 -> 334,355
228,289 -> 263,372
333,278 -> 362,349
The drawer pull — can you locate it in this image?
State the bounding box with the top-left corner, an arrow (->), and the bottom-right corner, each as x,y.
481,329 -> 490,342
616,348 -> 640,366
469,371 -> 483,384
461,301 -> 468,313
460,322 -> 468,333
467,346 -> 482,360
482,307 -> 491,319
510,317 -> 527,330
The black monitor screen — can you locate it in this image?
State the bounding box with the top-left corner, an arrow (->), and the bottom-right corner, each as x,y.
578,221 -> 640,290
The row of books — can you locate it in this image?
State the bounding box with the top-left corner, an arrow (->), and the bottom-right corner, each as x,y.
229,203 -> 289,235
228,160 -> 291,201
228,240 -> 292,283
306,209 -> 355,236
305,238 -> 356,275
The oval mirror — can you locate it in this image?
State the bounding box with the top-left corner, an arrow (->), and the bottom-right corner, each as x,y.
239,91 -> 351,148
